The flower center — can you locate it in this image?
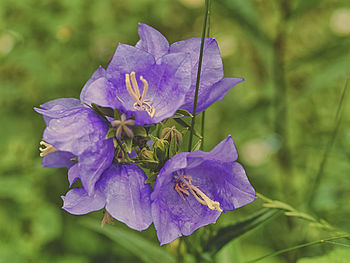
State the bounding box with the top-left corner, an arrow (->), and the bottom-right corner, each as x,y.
39,141 -> 57,157
174,172 -> 222,212
125,71 -> 155,117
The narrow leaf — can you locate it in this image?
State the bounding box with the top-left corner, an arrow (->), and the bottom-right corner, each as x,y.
204,208 -> 279,255
91,103 -> 114,117
172,109 -> 193,118
82,219 -> 175,263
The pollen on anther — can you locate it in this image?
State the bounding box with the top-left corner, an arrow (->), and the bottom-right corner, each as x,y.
39,141 -> 58,157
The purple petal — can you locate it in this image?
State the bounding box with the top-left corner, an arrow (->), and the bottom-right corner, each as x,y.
135,23 -> 169,61
184,77 -> 245,113
139,52 -> 191,124
80,66 -> 120,108
98,164 -> 152,231
106,44 -> 191,125
43,108 -> 114,195
68,163 -> 79,187
152,155 -> 221,245
185,161 -> 256,212
43,108 -> 106,156
34,98 -> 84,125
170,38 -> 243,114
62,188 -> 105,215
78,138 -> 114,196
105,44 -> 156,110
40,98 -> 82,110
41,151 -> 75,168
188,136 -> 238,164
151,136 -> 256,244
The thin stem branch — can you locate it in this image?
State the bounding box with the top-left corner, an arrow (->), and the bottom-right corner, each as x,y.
307,79 -> 349,207
188,0 -> 210,152
246,235 -> 350,263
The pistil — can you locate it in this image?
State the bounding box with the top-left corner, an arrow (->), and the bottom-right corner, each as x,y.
175,174 -> 222,212
39,141 -> 58,157
125,72 -> 155,117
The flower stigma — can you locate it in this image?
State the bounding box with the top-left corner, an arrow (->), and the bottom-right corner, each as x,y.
125,71 -> 155,117
174,172 -> 222,212
39,141 -> 58,157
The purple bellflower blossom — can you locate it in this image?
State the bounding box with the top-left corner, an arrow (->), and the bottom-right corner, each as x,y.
35,98 -> 114,195
151,136 -> 256,245
62,163 -> 153,231
80,43 -> 192,125
135,23 -> 245,114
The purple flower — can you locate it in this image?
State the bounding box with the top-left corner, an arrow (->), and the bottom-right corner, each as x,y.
80,43 -> 192,125
35,98 -> 114,195
151,136 -> 256,245
62,163 -> 153,231
136,23 -> 244,114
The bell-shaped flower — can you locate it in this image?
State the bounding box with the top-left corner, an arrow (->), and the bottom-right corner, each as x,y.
62,163 -> 153,231
80,43 -> 192,125
151,136 -> 256,245
35,98 -> 114,195
135,23 -> 244,114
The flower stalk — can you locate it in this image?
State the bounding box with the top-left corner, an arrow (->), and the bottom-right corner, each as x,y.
188,0 -> 211,152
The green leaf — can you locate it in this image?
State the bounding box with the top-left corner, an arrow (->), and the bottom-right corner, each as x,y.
297,248 -> 350,263
204,208 -> 280,255
284,211 -> 316,222
114,108 -> 121,120
172,109 -> 193,118
91,103 -> 114,117
192,139 -> 202,151
124,138 -> 133,153
133,126 -> 147,137
145,173 -> 157,184
263,200 -> 295,211
105,127 -> 116,139
82,219 -> 175,263
173,118 -> 202,139
168,136 -> 178,158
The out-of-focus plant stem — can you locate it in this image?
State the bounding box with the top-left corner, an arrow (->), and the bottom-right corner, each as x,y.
307,80 -> 348,208
273,0 -> 293,195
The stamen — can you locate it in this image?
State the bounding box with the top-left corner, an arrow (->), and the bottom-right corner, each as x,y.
39,141 -> 57,157
124,72 -> 155,117
174,174 -> 223,212
130,72 -> 141,98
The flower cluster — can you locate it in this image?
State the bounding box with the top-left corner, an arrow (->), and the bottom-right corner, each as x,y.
35,24 -> 256,245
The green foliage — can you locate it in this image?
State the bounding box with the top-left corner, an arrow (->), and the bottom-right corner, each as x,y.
82,219 -> 175,263
297,248 -> 350,263
1,0 -> 350,262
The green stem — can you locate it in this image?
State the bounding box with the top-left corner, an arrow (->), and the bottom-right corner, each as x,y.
200,0 -> 211,151
188,0 -> 210,152
246,234 -> 350,263
200,111 -> 205,150
307,79 -> 348,207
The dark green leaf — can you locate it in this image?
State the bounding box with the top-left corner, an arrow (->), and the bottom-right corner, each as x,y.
204,208 -> 280,255
168,136 -> 178,158
114,108 -> 121,120
172,109 -> 193,118
91,103 -> 114,117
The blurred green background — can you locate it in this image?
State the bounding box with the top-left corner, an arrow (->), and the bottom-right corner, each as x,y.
1,0 -> 349,262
